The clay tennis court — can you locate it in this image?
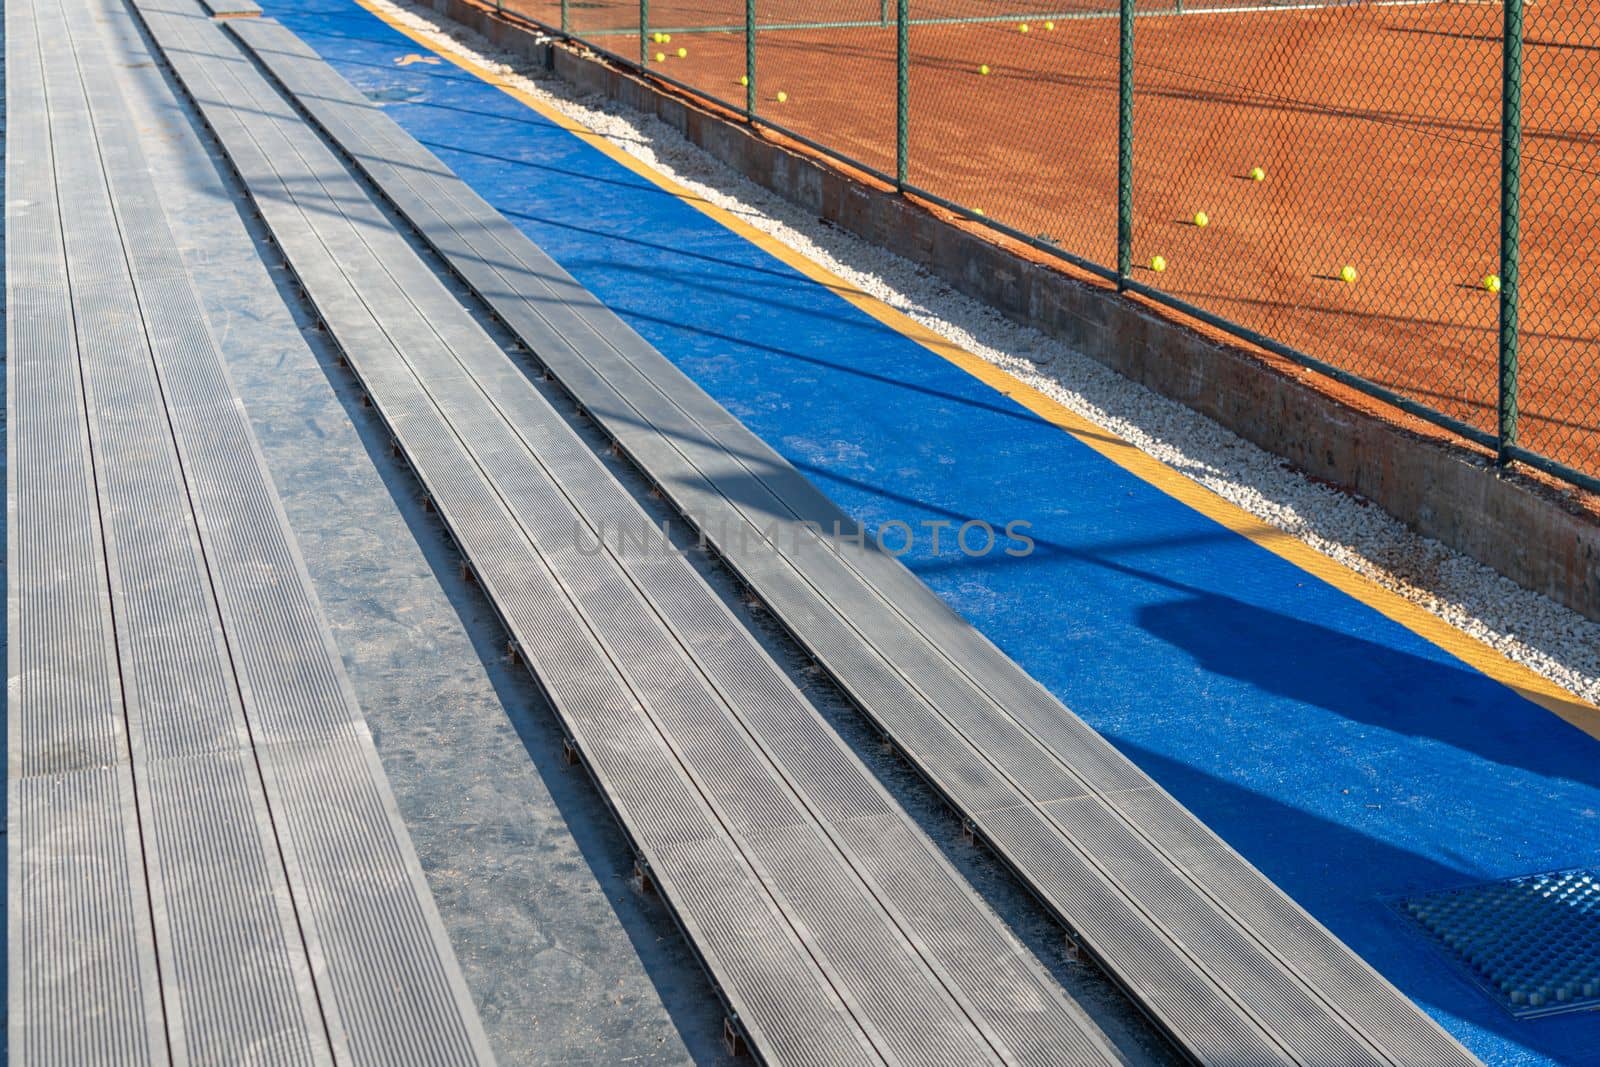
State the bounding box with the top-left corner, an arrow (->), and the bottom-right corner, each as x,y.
511,0 -> 1599,479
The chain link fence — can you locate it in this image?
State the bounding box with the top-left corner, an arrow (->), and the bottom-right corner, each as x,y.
498,0 -> 1598,494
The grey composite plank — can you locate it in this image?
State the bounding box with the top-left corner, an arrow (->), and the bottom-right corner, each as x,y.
33,2 -> 331,1059
229,21 -> 1485,1067
64,1 -> 497,1062
8,0 -> 175,1058
63,12 -> 495,1059
11,0 -> 495,1060
130,5 -> 1132,1066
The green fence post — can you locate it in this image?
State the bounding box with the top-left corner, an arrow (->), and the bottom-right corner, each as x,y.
895,0 -> 909,190
1116,0 -> 1134,284
561,0 -> 568,34
746,0 -> 756,117
640,0 -> 649,68
1497,0 -> 1524,462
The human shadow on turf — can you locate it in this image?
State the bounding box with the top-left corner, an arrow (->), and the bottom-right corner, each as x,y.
1136,589 -> 1600,790
882,492 -> 1599,790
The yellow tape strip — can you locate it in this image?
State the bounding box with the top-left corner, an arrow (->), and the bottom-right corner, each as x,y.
353,0 -> 1600,742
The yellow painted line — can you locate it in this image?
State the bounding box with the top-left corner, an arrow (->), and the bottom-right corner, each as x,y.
356,0 -> 1599,742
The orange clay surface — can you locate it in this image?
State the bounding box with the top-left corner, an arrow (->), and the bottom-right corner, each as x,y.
510,0 -> 1599,478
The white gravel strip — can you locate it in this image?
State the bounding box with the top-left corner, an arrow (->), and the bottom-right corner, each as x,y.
369,0 -> 1600,707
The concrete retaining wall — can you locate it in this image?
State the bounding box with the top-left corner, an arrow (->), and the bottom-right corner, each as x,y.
424,0 -> 1600,623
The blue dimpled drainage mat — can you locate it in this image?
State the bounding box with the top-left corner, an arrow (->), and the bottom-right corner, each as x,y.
1401,869 -> 1600,1019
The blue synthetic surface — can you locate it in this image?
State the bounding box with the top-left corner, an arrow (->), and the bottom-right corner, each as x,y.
263,4 -> 1600,1061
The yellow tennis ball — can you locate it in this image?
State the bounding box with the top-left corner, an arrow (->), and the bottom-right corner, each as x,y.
677,47 -> 687,58
979,64 -> 990,75
739,74 -> 749,87
1193,210 -> 1209,228
1045,20 -> 1055,29
662,33 -> 671,42
776,90 -> 787,102
1483,273 -> 1502,293
1151,255 -> 1167,273
974,208 -> 985,216
1340,265 -> 1358,284
652,31 -> 664,43
1019,23 -> 1029,32
1250,166 -> 1265,182
654,51 -> 665,62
